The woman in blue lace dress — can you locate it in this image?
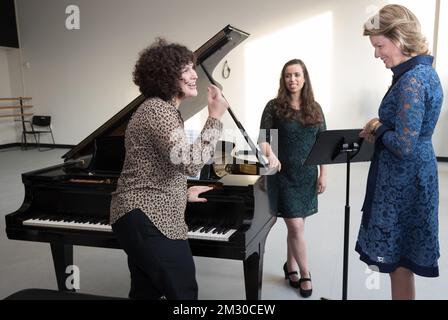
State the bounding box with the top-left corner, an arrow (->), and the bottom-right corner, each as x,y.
357,4 -> 443,299
259,59 -> 327,298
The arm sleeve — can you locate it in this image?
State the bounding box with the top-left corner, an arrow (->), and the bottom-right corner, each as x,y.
258,100 -> 276,145
317,102 -> 327,132
377,75 -> 425,159
146,104 -> 223,177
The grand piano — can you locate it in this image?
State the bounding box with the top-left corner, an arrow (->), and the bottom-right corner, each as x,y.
5,25 -> 276,300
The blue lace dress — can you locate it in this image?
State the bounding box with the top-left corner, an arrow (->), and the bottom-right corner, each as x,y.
259,100 -> 326,218
356,55 -> 443,277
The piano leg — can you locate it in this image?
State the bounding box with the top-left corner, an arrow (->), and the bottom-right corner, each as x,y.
50,242 -> 75,292
243,250 -> 264,300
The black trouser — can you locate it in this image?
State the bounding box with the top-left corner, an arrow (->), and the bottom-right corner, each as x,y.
112,209 -> 198,300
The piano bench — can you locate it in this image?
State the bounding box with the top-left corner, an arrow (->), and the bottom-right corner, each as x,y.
4,288 -> 128,300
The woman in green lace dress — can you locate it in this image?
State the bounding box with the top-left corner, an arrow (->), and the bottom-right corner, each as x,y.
259,59 -> 326,298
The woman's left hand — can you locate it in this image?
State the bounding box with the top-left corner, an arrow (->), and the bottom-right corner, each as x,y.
187,185 -> 213,202
360,118 -> 381,143
207,85 -> 229,120
317,175 -> 327,195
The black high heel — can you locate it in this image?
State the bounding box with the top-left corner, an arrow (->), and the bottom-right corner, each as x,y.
283,262 -> 299,288
298,272 -> 312,298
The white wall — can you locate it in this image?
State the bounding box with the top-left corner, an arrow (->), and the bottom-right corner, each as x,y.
433,0 -> 448,157
0,47 -> 26,145
7,0 -> 446,155
0,48 -> 16,144
0,50 -> 12,97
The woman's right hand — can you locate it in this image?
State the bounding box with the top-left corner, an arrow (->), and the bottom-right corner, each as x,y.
360,117 -> 381,143
207,85 -> 228,120
187,185 -> 213,202
268,153 -> 281,172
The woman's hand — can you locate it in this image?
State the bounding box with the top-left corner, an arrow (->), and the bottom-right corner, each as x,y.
268,153 -> 281,172
187,185 -> 213,202
317,174 -> 327,194
360,117 -> 381,143
207,85 -> 229,120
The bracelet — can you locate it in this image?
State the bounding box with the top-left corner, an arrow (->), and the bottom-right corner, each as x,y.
370,120 -> 380,133
373,121 -> 382,133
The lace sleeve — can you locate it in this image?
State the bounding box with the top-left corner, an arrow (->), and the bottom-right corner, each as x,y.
317,102 -> 327,132
258,100 -> 276,144
381,76 -> 425,159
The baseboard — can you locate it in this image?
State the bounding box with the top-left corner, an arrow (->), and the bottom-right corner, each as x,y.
0,143 -> 18,150
0,143 -> 74,150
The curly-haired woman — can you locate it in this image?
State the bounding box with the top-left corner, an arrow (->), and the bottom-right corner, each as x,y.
258,59 -> 327,298
110,38 -> 228,300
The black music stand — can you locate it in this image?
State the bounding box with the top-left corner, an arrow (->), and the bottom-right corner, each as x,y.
305,129 -> 374,300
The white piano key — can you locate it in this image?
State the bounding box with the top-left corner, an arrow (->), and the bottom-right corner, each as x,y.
187,227 -> 237,242
23,218 -> 237,241
23,218 -> 113,233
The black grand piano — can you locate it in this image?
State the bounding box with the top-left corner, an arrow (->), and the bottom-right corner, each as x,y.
5,25 -> 276,300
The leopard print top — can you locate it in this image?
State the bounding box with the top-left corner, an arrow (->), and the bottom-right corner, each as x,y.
109,97 -> 222,239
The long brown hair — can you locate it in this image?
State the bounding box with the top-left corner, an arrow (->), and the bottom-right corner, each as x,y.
275,59 -> 323,126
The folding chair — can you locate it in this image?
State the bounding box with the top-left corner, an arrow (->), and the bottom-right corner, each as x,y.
22,115 -> 55,151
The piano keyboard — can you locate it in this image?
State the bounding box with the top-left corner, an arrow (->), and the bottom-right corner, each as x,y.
23,217 -> 112,233
187,225 -> 237,242
22,218 -> 237,242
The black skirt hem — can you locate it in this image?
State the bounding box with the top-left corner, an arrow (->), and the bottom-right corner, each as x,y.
276,209 -> 318,219
355,243 -> 439,278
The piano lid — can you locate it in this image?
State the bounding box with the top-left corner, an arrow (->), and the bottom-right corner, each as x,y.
62,25 -> 249,161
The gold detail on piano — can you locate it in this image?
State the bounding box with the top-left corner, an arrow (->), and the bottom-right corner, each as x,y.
68,178 -> 114,184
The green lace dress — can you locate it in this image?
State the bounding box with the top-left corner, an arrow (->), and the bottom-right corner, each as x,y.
259,99 -> 326,218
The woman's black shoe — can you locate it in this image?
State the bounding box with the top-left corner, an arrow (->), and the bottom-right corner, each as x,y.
298,272 -> 312,298
283,262 -> 299,288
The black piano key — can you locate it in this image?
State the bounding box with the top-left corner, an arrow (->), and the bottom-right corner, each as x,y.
99,219 -> 110,225
86,217 -> 98,224
195,227 -> 205,233
35,213 -> 47,220
212,226 -> 224,234
201,226 -> 213,233
190,225 -> 202,232
63,216 -> 75,223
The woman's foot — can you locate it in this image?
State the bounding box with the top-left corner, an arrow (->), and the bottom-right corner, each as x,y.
283,262 -> 300,288
298,272 -> 312,298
